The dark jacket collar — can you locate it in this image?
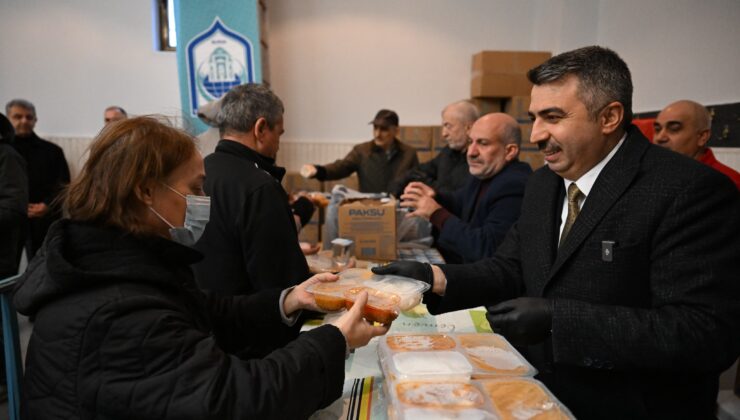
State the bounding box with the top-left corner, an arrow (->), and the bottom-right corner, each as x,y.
215,139 -> 286,182
370,138 -> 402,157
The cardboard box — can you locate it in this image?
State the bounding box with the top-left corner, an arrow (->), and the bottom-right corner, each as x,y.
298,221 -> 320,244
323,174 -> 358,192
504,96 -> 532,121
338,198 -> 397,261
431,126 -> 443,150
399,126 -> 434,151
470,97 -> 504,115
472,51 -> 552,74
471,73 -> 532,98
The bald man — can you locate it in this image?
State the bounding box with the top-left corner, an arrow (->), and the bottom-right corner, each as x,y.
391,100 -> 479,197
401,113 -> 532,263
654,100 -> 740,190
103,106 -> 127,125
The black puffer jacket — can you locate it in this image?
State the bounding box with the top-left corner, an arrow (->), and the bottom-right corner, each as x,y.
14,220 -> 346,419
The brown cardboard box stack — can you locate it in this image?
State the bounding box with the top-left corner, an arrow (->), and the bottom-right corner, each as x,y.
398,125 -> 437,163
338,198 -> 398,261
470,50 -> 551,171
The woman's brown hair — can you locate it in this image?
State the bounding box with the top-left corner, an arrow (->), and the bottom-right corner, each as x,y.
65,116 -> 197,235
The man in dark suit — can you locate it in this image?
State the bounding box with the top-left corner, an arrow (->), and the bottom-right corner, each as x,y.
400,112 -> 531,263
374,46 -> 740,419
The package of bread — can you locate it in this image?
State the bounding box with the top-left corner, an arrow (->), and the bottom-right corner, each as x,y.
480,378 -> 574,420
385,334 -> 457,352
457,333 -> 536,377
343,286 -> 400,324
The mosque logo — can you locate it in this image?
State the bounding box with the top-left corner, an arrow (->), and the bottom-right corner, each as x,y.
186,18 -> 254,116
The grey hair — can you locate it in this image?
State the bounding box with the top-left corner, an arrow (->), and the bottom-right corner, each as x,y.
216,83 -> 284,135
444,100 -> 480,124
527,46 -> 633,129
6,99 -> 36,117
105,105 -> 127,116
501,121 -> 522,148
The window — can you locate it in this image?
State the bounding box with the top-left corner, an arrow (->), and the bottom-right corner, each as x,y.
156,0 -> 177,51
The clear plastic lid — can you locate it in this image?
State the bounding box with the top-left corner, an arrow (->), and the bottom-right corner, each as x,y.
369,275 -> 430,311
343,286 -> 400,325
305,276 -> 367,312
385,334 -> 458,352
478,377 -> 575,419
456,334 -> 537,378
389,351 -> 473,382
389,381 -> 498,420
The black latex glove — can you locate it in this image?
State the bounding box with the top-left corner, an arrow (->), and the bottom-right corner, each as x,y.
486,297 -> 553,346
372,261 -> 433,287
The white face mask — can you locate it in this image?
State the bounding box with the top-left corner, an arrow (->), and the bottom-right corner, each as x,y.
149,184 -> 211,246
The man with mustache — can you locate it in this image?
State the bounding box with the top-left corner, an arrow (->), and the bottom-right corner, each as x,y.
653,99 -> 740,190
374,46 -> 740,418
400,113 -> 531,263
300,109 -> 418,193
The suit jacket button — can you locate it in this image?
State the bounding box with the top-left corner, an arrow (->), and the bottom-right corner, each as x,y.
583,357 -> 592,367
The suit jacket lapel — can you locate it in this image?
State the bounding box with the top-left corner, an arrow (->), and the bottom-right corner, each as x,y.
548,128 -> 650,282
529,168 -> 563,296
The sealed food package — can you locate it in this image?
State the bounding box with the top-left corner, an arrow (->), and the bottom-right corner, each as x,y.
305,276 -> 366,312
457,334 -> 536,377
370,275 -> 430,310
338,268 -> 375,281
390,381 -> 497,420
344,287 -> 400,324
386,334 -> 457,352
305,252 -> 338,274
480,378 -> 574,420
390,351 -> 473,382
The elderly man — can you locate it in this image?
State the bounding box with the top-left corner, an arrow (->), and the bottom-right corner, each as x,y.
391,100 -> 479,197
193,84 -> 311,303
375,46 -> 740,418
6,99 -> 70,259
654,99 -> 740,190
300,109 -> 418,193
103,106 -> 127,125
400,113 -> 531,263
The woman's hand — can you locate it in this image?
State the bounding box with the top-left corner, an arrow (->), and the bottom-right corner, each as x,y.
283,272 -> 338,315
330,291 -> 390,349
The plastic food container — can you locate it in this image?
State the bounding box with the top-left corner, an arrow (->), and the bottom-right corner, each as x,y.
379,333 -> 536,380
389,381 -> 498,420
385,334 -> 457,352
344,287 -> 401,324
480,378 -> 574,420
388,351 -> 473,382
457,334 -> 536,378
305,276 -> 367,312
369,275 -> 430,310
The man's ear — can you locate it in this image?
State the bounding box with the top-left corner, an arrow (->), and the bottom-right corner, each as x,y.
697,128 -> 711,148
253,117 -> 267,138
504,144 -> 519,162
135,181 -> 156,206
600,101 -> 624,135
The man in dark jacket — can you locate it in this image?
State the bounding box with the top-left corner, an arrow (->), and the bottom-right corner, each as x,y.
193,84 -> 311,296
391,100 -> 478,197
0,113 -> 28,278
6,99 -> 70,260
300,109 -> 419,193
401,113 -> 531,264
375,46 -> 740,419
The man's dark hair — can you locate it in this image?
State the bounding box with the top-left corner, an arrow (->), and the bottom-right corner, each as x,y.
217,83 -> 284,136
105,106 -> 127,116
5,98 -> 36,117
527,46 -> 633,129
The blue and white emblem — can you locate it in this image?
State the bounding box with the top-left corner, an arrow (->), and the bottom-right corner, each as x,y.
186,18 -> 255,116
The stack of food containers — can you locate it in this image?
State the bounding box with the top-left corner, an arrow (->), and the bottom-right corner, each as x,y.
379,333 -> 574,419
306,268 -> 430,324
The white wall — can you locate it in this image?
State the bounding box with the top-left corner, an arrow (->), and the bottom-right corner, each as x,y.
1,0 -> 739,142
0,0 -> 180,137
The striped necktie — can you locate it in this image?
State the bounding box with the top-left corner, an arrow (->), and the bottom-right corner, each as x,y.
559,183 -> 583,247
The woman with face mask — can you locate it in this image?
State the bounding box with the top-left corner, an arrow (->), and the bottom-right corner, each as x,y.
13,116 -> 389,419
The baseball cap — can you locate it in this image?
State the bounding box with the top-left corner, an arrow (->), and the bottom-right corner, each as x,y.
369,109 -> 399,128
